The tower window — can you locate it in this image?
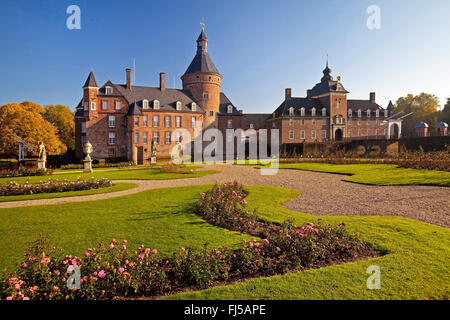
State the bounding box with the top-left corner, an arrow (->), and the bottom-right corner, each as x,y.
209,110 -> 214,117
81,122 -> 86,133
134,117 -> 139,127
289,107 -> 294,116
203,92 -> 209,100
153,100 -> 160,110
300,108 -> 305,116
227,105 -> 233,114
311,108 -> 316,116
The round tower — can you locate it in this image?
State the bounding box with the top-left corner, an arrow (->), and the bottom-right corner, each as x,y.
181,29 -> 222,129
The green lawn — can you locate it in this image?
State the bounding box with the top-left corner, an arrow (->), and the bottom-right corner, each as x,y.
268,163 -> 450,186
0,185 -> 448,299
0,183 -> 137,202
0,167 -> 219,184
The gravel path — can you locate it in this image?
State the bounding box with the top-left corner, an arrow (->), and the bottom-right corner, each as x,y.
1,164 -> 448,228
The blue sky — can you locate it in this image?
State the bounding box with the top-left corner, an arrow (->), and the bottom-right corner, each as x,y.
0,0 -> 449,113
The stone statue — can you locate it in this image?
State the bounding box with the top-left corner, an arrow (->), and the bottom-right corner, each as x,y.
150,138 -> 157,164
37,141 -> 47,170
83,141 -> 93,173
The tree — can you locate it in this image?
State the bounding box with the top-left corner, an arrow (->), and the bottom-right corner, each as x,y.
43,105 -> 75,151
441,98 -> 450,124
0,103 -> 66,156
21,101 -> 45,114
394,93 -> 440,135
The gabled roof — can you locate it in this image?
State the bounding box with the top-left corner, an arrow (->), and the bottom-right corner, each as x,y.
127,102 -> 142,115
272,97 -> 325,117
83,71 -> 98,88
219,92 -> 241,115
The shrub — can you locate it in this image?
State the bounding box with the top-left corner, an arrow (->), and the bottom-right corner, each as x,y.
0,168 -> 52,178
0,178 -> 112,196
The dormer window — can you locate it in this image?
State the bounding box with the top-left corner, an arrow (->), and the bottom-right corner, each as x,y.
300,107 -> 305,116
142,99 -> 149,109
367,110 -> 371,117
227,105 -> 233,114
348,109 -> 352,117
249,123 -> 254,129
376,110 -> 380,118
105,86 -> 113,95
357,109 -> 362,118
322,108 -> 326,116
191,102 -> 197,112
176,101 -> 182,111
153,100 -> 160,110
289,107 -> 294,116
311,108 -> 316,116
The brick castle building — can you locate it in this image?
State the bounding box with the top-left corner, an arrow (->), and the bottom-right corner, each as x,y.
75,30 -> 394,162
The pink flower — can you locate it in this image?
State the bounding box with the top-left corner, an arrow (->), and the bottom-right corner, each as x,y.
276,247 -> 281,252
98,270 -> 106,278
121,245 -> 127,250
14,283 -> 20,289
151,249 -> 157,255
249,242 -> 254,247
52,286 -> 59,291
200,192 -> 205,197
83,252 -> 90,257
239,217 -> 243,221
254,242 -> 260,247
181,248 -> 186,252
6,297 -> 12,300
125,260 -> 129,265
118,267 -> 125,274
22,297 -> 29,300
93,271 -> 97,276
263,239 -> 269,244
138,253 -> 145,259
21,263 -> 27,268
109,243 -> 115,249
71,259 -> 77,265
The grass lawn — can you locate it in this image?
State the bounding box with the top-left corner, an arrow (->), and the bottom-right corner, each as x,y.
0,183 -> 137,202
0,167 -> 219,184
268,163 -> 450,187
0,185 -> 448,299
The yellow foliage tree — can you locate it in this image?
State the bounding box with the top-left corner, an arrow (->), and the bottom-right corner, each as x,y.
0,103 -> 67,156
43,105 -> 75,151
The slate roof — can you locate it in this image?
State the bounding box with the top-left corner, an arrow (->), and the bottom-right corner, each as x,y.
184,31 -> 220,75
219,93 -> 241,115
309,64 -> 348,96
272,97 -> 325,117
241,114 -> 270,130
83,71 -> 98,88
127,102 -> 142,115
74,99 -> 84,118
415,122 -> 429,128
435,121 -> 448,128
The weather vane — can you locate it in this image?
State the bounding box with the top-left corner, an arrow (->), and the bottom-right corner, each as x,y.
200,18 -> 205,31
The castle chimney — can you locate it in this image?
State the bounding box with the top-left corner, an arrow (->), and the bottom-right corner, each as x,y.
285,88 -> 292,99
307,89 -> 312,98
126,68 -> 131,90
159,72 -> 166,91
370,92 -> 376,103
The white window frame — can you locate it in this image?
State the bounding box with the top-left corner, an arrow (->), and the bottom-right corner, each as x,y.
322,130 -> 327,139
165,132 -> 171,144
311,130 -> 316,139
115,101 -> 121,110
176,101 -> 182,111
143,115 -> 148,127
311,108 -> 316,116
289,119 -> 294,126
105,86 -> 112,95
165,116 -> 171,128
153,100 -> 160,110
300,130 -> 305,139
108,115 -> 116,128
143,99 -> 149,109
102,100 -> 108,110
108,132 -> 116,145
348,109 -> 352,117
90,102 -> 96,110
153,115 -> 159,127
134,117 -> 139,127
289,107 -> 294,116
227,119 -> 233,129
143,132 -> 148,144
191,116 -> 196,128
289,130 -> 294,140
153,132 -> 159,144
367,110 -> 371,117
191,102 -> 197,111
357,109 -> 362,118
348,130 -> 352,137
227,105 -> 233,114
300,107 -> 305,116
134,132 -> 139,144
376,110 -> 380,118
176,116 -> 181,128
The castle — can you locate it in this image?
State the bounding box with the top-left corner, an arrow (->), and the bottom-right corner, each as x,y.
75,29 -> 396,162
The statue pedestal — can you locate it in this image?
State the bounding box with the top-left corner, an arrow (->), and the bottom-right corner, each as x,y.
83,159 -> 93,173
150,157 -> 156,164
37,160 -> 46,170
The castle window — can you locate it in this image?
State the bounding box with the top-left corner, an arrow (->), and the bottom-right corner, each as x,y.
311,130 -> 316,139
348,109 -> 352,117
143,100 -> 149,109
134,117 -> 139,127
165,116 -> 171,128
311,108 -> 316,116
90,102 -> 96,110
289,119 -> 294,126
191,102 -> 197,112
176,101 -> 182,111
301,119 -> 305,126
115,101 -> 121,110
337,98 -> 341,109
289,107 -> 294,116
108,148 -> 115,157
153,115 -> 159,127
209,110 -> 214,117
143,115 -> 148,127
105,86 -> 112,95
367,110 -> 371,117
176,116 -> 181,128
143,132 -> 148,144
153,100 -> 160,110
312,119 -> 316,126
300,107 -> 305,116
300,130 -> 305,139
191,117 -> 196,128
227,119 -> 233,129
153,132 -> 159,144
81,122 -> 86,133
227,105 -> 233,114
102,101 -> 108,110
134,132 -> 139,144
357,109 -> 362,117
322,130 -> 327,139
203,92 -> 209,100
289,130 -> 294,140
322,108 -> 326,116
108,115 -> 116,128
108,132 -> 116,145
165,132 -> 171,144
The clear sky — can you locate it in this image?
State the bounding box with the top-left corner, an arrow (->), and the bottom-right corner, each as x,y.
0,0 -> 449,113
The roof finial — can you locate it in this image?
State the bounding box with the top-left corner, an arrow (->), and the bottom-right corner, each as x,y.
200,17 -> 205,31
326,54 -> 329,68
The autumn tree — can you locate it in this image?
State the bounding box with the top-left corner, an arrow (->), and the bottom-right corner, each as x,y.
0,103 -> 66,156
21,101 -> 45,114
394,93 -> 441,135
43,104 -> 75,151
441,98 -> 450,124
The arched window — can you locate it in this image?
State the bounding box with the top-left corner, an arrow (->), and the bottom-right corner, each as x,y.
367,110 -> 371,117
357,109 -> 362,118
153,100 -> 160,110
348,109 -> 352,117
322,108 -> 326,116
300,107 -> 305,116
289,107 -> 294,116
176,101 -> 182,111
142,99 -> 149,109
227,105 -> 233,114
311,108 -> 316,116
375,110 -> 380,118
191,102 -> 197,111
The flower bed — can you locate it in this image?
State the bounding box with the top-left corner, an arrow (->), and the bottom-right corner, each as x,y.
0,182 -> 379,300
0,168 -> 53,178
0,178 -> 112,196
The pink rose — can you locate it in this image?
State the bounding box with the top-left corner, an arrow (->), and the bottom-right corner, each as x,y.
52,286 -> 59,291
263,239 -> 269,244
118,267 -> 125,274
21,263 -> 27,268
98,270 -> 106,278
122,245 -> 127,250
151,249 -> 157,255
138,253 -> 145,259
83,252 -> 90,257
109,243 -> 114,249
181,248 -> 186,252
